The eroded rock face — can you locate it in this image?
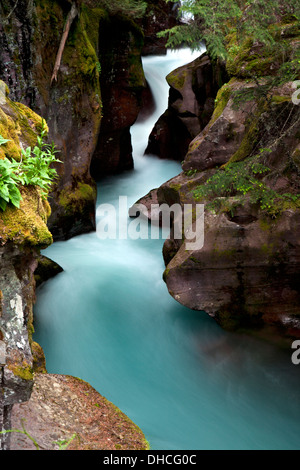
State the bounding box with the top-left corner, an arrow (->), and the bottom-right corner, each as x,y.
0,244 -> 36,449
0,0 -> 35,107
164,210 -> 300,346
0,2 -> 149,240
145,53 -> 228,161
90,13 -> 146,179
152,74 -> 300,346
0,198 -> 51,451
182,79 -> 257,172
0,1 -> 102,240
138,0 -> 180,55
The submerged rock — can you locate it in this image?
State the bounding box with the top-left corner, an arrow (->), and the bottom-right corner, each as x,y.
34,255 -> 63,288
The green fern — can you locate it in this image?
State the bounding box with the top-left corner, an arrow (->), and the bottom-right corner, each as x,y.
0,120 -> 61,211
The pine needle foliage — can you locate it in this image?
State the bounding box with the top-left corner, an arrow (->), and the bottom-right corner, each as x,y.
158,0 -> 300,60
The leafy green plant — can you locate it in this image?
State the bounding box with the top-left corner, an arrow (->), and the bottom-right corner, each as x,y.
185,168 -> 198,177
19,122 -> 61,199
0,135 -> 10,146
0,158 -> 22,211
0,120 -> 61,211
53,434 -> 77,450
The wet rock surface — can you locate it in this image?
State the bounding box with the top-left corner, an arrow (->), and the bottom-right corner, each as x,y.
145,53 -> 228,162
90,13 -> 146,179
140,54 -> 300,345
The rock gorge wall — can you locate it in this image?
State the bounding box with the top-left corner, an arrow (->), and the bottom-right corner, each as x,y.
0,0 -> 178,241
0,85 -> 53,449
89,12 -> 146,179
146,21 -> 300,348
0,0 -> 173,449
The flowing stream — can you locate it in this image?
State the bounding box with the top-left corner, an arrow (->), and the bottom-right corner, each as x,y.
34,49 -> 300,450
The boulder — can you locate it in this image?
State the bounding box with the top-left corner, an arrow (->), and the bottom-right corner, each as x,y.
145,53 -> 228,161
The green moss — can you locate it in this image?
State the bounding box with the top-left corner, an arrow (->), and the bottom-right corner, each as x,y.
167,68 -> 188,90
225,21 -> 299,79
31,341 -> 47,374
259,217 -> 273,232
11,101 -> 46,149
0,84 -> 44,161
213,247 -> 237,258
34,0 -> 102,119
271,95 -> 291,104
0,186 -> 53,247
81,6 -> 108,52
0,108 -> 22,160
169,183 -> 182,192
209,82 -> 232,126
227,118 -> 260,164
107,400 -> 150,450
63,16 -> 100,82
8,362 -> 33,381
261,242 -> 275,256
59,182 -> 96,216
128,52 -> 146,89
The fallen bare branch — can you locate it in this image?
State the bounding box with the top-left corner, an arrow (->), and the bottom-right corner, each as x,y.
51,2 -> 78,85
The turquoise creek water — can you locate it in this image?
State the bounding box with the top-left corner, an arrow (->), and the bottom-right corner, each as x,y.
34,49 -> 300,450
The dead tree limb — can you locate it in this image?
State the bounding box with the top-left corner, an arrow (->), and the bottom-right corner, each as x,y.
51,2 -> 78,85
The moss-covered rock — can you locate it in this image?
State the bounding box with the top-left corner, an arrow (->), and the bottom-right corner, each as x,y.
145,53 -> 229,162
34,255 -> 63,288
0,80 -> 44,161
0,186 -> 52,247
90,12 -> 146,179
226,21 -> 300,79
143,31 -> 300,346
0,90 -> 53,449
29,0 -> 103,240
